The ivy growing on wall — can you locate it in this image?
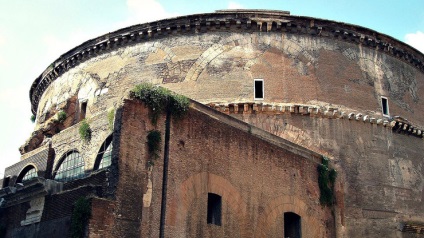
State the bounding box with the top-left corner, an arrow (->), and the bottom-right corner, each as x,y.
318,156 -> 337,206
79,120 -> 92,142
30,115 -> 36,123
130,83 -> 189,125
70,197 -> 91,238
147,130 -> 162,166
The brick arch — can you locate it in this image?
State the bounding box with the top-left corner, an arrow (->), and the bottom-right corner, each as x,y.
16,163 -> 38,184
184,33 -> 310,82
168,172 -> 250,237
254,195 -> 325,238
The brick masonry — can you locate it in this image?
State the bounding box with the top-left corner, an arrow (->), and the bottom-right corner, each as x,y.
109,100 -> 333,237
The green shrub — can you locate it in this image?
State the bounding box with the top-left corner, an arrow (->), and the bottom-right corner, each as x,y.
57,110 -> 67,123
147,130 -> 162,165
79,120 -> 91,142
30,115 -> 36,123
130,83 -> 189,125
318,156 -> 337,206
70,197 -> 91,238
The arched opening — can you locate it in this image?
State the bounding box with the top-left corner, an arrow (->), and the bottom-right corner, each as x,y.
284,212 -> 301,238
94,135 -> 113,170
16,165 -> 38,183
54,150 -> 85,182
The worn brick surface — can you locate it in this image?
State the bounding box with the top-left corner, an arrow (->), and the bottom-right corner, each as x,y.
112,100 -> 333,238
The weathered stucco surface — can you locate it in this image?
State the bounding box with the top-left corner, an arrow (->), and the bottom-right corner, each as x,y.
36,32 -> 424,130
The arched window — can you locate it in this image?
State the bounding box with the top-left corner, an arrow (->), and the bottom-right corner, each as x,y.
54,151 -> 85,182
17,165 -> 38,183
94,135 -> 113,170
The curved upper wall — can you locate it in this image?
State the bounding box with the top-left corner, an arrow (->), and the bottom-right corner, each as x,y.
30,10 -> 424,126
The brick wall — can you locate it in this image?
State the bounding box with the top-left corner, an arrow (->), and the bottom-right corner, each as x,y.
231,112 -> 424,237
88,198 -> 116,238
114,100 -> 333,237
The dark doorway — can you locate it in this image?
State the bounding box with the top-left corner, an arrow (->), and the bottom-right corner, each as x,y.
284,212 -> 301,238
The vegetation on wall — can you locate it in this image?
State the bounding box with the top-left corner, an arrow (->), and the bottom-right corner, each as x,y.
318,156 -> 337,206
70,197 -> 91,238
30,115 -> 36,123
108,108 -> 115,131
147,130 -> 162,166
57,110 -> 67,123
130,83 -> 190,125
79,120 -> 92,142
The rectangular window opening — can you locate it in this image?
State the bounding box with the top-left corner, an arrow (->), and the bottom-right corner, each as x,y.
207,193 -> 222,226
254,79 -> 264,100
284,212 -> 301,238
381,97 -> 389,117
80,101 -> 87,121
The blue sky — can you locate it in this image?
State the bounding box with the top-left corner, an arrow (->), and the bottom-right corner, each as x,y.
0,0 -> 423,176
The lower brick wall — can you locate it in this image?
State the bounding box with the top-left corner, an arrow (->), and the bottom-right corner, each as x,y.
88,198 -> 116,238
113,100 -> 334,238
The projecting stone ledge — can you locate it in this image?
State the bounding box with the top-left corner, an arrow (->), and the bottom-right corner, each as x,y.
207,102 -> 424,139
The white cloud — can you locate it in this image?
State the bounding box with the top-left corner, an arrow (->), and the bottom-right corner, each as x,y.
228,1 -> 244,9
405,31 -> 424,53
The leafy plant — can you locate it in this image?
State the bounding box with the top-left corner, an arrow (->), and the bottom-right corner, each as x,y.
318,156 -> 337,206
147,130 -> 162,165
57,110 -> 67,123
30,115 -> 36,123
130,83 -> 189,125
79,120 -> 91,142
70,197 -> 91,238
108,109 -> 115,131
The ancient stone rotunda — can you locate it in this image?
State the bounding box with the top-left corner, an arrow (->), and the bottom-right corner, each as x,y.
0,9 -> 423,238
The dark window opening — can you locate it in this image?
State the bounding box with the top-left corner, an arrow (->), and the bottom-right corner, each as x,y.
207,193 -> 222,226
381,97 -> 389,116
254,79 -> 264,99
80,101 -> 87,121
284,212 -> 301,238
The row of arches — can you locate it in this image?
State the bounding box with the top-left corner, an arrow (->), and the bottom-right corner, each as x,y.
16,135 -> 113,184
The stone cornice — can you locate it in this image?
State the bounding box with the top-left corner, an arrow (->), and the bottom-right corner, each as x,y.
208,102 -> 424,139
30,10 -> 424,115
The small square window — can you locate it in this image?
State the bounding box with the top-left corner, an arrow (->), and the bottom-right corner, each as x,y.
381,97 -> 389,117
254,79 -> 264,100
207,193 -> 222,226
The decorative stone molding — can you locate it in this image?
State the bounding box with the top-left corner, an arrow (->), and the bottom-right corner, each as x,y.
29,10 -> 424,115
207,102 -> 424,139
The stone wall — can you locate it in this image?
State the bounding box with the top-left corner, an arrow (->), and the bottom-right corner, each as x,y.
34,30 -> 424,135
